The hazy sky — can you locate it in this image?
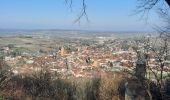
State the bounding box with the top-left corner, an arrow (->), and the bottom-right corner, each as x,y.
0,0 -> 163,31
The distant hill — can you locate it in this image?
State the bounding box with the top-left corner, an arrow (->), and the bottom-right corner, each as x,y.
0,29 -> 158,38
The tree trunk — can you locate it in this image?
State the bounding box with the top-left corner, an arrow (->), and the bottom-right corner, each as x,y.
165,0 -> 170,6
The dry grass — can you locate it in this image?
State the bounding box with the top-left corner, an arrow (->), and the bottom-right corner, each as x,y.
0,70 -> 126,100
4,70 -> 169,100
99,79 -> 116,100
99,74 -> 124,100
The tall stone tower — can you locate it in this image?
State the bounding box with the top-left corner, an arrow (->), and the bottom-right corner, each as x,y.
60,47 -> 65,57
135,53 -> 146,80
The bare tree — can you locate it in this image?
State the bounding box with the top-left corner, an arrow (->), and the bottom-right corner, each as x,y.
64,0 -> 170,21
133,35 -> 170,99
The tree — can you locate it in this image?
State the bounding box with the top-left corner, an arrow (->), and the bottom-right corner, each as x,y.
64,0 -> 170,99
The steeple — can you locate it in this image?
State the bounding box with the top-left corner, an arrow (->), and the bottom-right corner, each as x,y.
60,47 -> 65,57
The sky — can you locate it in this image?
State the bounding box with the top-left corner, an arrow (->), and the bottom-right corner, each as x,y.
0,0 -> 163,32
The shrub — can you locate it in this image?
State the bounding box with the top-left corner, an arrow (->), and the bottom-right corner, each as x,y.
2,70 -> 126,100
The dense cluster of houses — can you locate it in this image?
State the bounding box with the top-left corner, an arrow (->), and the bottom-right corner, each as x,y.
1,38 -> 170,79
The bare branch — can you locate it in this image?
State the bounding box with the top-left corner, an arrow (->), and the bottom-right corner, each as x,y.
165,0 -> 170,6
135,0 -> 170,21
74,0 -> 89,23
65,0 -> 89,23
65,0 -> 72,9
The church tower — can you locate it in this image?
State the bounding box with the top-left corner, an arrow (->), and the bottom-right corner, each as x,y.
60,47 -> 65,56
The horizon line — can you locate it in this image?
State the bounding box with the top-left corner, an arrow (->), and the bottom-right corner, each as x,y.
0,28 -> 156,33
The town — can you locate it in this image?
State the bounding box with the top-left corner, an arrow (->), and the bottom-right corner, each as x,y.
0,30 -> 170,99
0,31 -> 169,80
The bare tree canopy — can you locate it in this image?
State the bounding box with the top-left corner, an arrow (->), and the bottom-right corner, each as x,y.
64,0 -> 170,22
137,0 -> 170,12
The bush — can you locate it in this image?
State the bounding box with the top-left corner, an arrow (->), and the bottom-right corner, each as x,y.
0,58 -> 11,88
2,70 -> 126,100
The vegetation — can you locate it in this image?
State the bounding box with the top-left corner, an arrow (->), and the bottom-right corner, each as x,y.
0,68 -> 126,100
0,0 -> 170,99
